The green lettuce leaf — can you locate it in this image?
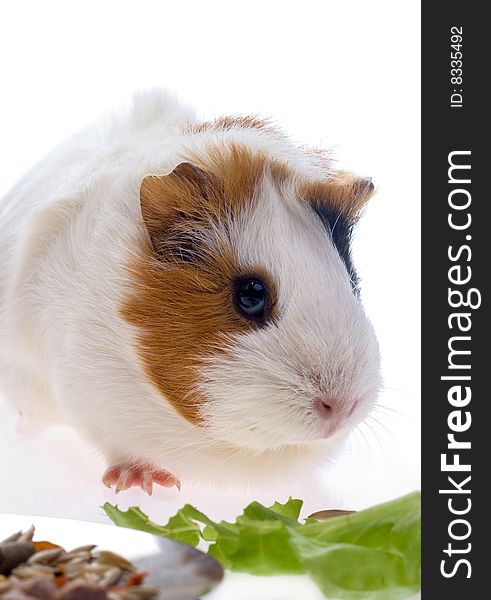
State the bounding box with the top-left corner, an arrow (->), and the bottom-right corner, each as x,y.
102,492 -> 420,599
102,503 -> 201,546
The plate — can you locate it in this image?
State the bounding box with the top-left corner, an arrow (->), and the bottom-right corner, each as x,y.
0,513 -> 223,599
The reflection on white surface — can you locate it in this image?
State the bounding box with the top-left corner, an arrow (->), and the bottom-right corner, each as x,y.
0,395 -> 418,522
207,571 -> 327,600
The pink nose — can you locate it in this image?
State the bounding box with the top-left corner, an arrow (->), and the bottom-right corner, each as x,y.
315,395 -> 335,419
315,395 -> 358,420
314,394 -> 339,419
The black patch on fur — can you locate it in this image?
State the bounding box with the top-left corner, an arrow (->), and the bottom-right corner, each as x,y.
311,204 -> 360,295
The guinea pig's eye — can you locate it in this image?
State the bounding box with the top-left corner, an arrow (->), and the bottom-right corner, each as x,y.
234,277 -> 269,321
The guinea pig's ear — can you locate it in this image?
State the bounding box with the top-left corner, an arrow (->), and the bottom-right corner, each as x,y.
303,171 -> 375,223
140,162 -> 221,254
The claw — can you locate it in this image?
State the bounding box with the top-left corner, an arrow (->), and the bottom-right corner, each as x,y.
102,463 -> 180,495
143,471 -> 153,496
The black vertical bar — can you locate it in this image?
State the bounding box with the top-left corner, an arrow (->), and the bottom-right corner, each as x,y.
422,3 -> 487,597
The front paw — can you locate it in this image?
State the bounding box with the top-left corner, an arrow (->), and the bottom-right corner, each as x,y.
102,462 -> 180,495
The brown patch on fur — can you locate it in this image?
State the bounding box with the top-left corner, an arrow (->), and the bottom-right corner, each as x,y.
187,143 -> 291,200
300,170 -> 375,223
122,144 -> 283,424
140,144 -> 291,257
124,142 -> 372,424
140,162 -> 224,255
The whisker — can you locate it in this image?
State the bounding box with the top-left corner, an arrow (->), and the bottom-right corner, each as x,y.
366,414 -> 395,441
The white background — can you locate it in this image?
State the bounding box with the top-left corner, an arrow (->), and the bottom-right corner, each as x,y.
0,1 -> 420,597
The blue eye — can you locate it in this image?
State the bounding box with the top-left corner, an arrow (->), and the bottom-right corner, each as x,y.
235,278 -> 268,320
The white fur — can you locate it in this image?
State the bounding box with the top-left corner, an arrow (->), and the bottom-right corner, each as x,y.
0,91 -> 381,488
199,178 -> 381,451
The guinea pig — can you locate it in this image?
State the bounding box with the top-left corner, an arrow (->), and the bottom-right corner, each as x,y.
0,91 -> 381,494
